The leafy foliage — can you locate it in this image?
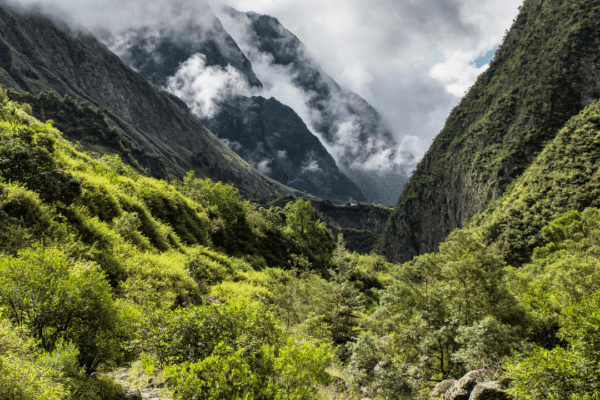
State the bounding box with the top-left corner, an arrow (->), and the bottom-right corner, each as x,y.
505,290 -> 600,399
0,247 -> 121,373
348,230 -> 525,398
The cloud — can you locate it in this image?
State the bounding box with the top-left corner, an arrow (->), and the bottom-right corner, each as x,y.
255,159 -> 272,175
301,160 -> 322,174
8,0 -> 523,163
219,138 -> 242,152
210,0 -> 522,158
276,150 -> 287,159
8,0 -> 216,33
165,53 -> 253,119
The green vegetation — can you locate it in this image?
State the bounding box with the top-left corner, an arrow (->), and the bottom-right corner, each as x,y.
378,0 -> 600,263
2,1 -> 600,396
0,87 -> 392,399
470,99 -> 600,266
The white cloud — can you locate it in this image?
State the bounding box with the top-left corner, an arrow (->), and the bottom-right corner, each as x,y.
301,160 -> 322,173
9,0 -> 523,162
276,150 -> 287,159
210,0 -> 522,158
219,138 -> 242,151
255,159 -> 272,175
165,53 -> 253,119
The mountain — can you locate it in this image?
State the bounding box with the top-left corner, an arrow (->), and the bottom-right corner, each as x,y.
99,2 -> 262,90
204,95 -> 366,203
219,7 -> 412,205
101,8 -> 366,204
377,0 -> 600,263
0,2 -> 300,199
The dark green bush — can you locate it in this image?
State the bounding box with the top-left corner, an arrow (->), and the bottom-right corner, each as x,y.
0,124 -> 80,205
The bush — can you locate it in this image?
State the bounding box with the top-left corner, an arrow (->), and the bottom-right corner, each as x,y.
0,121 -> 81,205
505,290 -> 600,399
0,247 -> 121,373
165,343 -> 263,400
0,319 -> 67,400
135,299 -> 281,368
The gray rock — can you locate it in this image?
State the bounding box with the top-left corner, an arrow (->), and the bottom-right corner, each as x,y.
445,370 -> 488,400
469,381 -> 509,400
429,379 -> 456,400
121,388 -> 142,400
429,380 -> 456,400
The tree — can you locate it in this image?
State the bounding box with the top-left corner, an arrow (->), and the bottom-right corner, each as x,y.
284,199 -> 334,272
505,290 -> 600,399
0,247 -> 121,373
328,237 -> 364,359
348,230 -> 525,397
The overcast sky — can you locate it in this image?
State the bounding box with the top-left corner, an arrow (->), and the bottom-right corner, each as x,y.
9,0 -> 523,159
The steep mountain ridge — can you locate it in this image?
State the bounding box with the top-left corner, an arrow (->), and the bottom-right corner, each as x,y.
99,3 -> 262,89
101,9 -> 366,203
378,0 -> 600,262
204,95 -> 366,203
470,98 -> 600,266
219,7 -> 411,205
0,3 -> 298,199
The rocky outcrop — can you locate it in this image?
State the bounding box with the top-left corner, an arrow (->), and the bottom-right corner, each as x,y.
430,380 -> 456,400
469,381 -> 509,400
378,0 -> 600,262
0,3 -> 299,199
445,370 -> 488,400
429,371 -> 509,400
429,380 -> 456,400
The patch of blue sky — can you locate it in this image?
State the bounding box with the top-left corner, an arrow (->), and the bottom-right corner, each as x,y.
473,47 -> 498,68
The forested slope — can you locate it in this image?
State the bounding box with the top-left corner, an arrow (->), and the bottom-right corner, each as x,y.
378,0 -> 600,262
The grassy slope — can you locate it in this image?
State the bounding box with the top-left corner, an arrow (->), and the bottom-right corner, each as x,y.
378,0 -> 600,263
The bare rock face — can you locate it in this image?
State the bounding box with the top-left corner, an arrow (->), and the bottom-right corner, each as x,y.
469,381 -> 509,400
444,370 -> 488,400
429,379 -> 456,400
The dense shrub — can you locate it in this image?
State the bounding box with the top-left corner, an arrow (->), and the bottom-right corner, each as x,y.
0,117 -> 81,205
505,290 -> 600,399
0,319 -> 67,400
0,247 -> 121,373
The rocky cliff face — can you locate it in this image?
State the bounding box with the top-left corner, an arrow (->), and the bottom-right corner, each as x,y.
377,0 -> 600,262
219,7 -> 411,205
204,95 -> 365,203
0,3 -> 299,199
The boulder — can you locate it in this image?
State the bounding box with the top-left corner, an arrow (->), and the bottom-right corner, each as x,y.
120,388 -> 142,400
469,381 -> 509,400
429,380 -> 456,400
445,370 -> 488,400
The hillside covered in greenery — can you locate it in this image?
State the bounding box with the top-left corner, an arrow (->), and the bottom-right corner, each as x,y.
4,76 -> 600,400
378,0 -> 600,263
0,3 -> 300,199
3,0 -> 600,398
0,87 -> 395,399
